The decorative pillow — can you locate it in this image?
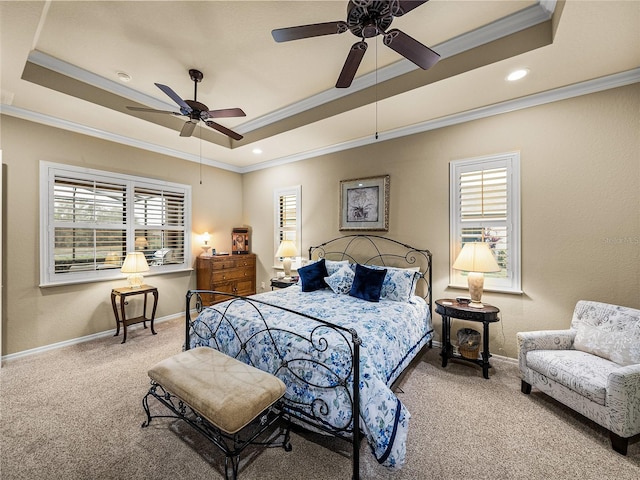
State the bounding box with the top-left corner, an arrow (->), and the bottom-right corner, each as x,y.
349,264 -> 387,302
298,259 -> 349,285
574,324 -> 640,366
365,265 -> 420,302
325,259 -> 350,276
324,264 -> 355,294
297,259 -> 328,292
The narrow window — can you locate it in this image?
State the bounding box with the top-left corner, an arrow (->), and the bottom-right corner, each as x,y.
274,185 -> 301,260
450,152 -> 521,293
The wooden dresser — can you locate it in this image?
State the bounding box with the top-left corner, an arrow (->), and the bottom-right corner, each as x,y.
196,254 -> 256,305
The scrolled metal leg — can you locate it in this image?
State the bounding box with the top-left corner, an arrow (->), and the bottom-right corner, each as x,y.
141,391 -> 153,427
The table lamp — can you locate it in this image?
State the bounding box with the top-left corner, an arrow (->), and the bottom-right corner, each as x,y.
200,231 -> 212,257
275,240 -> 298,279
121,252 -> 150,288
452,242 -> 500,308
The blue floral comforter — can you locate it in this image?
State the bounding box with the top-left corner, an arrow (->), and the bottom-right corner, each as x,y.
188,286 -> 433,469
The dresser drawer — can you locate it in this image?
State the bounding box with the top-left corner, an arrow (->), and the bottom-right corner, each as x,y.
212,268 -> 253,283
232,256 -> 255,268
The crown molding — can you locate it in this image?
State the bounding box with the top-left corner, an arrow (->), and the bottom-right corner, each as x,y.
3,67 -> 637,174
0,104 -> 242,173
241,67 -> 640,173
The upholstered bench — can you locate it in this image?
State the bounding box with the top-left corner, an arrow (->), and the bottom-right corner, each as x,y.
142,347 -> 290,479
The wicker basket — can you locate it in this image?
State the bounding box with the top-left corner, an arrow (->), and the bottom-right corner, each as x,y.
458,344 -> 480,359
457,328 -> 481,359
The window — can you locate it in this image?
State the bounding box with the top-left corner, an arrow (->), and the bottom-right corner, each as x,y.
450,152 -> 521,293
274,185 -> 301,259
40,162 -> 191,286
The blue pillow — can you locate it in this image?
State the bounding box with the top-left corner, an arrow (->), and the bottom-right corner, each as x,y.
349,264 -> 387,302
298,258 -> 328,292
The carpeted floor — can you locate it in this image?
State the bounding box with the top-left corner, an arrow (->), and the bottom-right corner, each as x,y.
1,316 -> 639,479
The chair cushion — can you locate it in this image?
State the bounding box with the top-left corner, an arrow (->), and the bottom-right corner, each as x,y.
574,324 -> 640,366
526,349 -> 620,405
148,347 -> 285,434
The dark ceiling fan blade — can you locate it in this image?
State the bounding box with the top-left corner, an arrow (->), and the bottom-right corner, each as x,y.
180,120 -> 197,137
395,0 -> 429,16
205,121 -> 243,141
155,83 -> 192,113
207,108 -> 246,119
126,106 -> 181,115
383,29 -> 440,70
272,21 -> 348,42
336,41 -> 368,88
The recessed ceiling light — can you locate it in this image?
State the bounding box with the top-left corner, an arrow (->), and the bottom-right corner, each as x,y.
117,72 -> 132,82
506,69 -> 529,82
252,148 -> 262,155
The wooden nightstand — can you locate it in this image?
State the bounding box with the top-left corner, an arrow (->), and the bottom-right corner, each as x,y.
435,298 -> 500,379
111,284 -> 158,344
270,277 -> 298,290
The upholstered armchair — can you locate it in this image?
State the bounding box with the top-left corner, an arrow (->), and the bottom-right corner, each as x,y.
517,300 -> 640,455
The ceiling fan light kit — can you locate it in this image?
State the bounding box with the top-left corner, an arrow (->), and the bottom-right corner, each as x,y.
272,0 -> 440,88
126,69 -> 245,140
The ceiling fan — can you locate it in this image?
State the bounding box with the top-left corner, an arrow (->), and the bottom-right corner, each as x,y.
126,69 -> 245,140
272,0 -> 440,88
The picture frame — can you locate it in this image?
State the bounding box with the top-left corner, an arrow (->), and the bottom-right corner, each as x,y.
232,228 -> 250,254
339,175 -> 390,231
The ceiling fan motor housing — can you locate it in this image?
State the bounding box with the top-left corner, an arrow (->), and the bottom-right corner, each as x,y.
347,0 -> 395,38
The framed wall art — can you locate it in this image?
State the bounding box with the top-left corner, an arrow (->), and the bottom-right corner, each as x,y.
339,175 -> 390,231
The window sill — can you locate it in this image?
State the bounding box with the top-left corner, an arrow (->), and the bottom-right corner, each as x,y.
447,283 -> 523,295
40,267 -> 193,288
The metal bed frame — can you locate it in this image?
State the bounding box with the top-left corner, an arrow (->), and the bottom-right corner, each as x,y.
185,235 -> 432,479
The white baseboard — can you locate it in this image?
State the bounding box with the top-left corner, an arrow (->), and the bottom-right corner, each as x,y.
1,313 -> 183,364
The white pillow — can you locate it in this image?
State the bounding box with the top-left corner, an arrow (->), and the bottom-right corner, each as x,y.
364,265 -> 420,302
574,324 -> 640,366
325,259 -> 350,276
324,264 -> 355,294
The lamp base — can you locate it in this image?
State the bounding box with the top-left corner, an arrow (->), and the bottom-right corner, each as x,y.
467,272 -> 485,309
127,273 -> 144,289
282,257 -> 292,277
468,301 -> 485,309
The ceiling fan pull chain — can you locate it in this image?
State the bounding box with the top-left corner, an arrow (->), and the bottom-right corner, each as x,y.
375,36 -> 378,140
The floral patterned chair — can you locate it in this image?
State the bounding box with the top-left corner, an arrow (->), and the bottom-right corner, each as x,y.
517,300 -> 640,455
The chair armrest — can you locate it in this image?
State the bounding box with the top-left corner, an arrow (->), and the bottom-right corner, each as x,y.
516,329 -> 576,373
607,364 -> 640,437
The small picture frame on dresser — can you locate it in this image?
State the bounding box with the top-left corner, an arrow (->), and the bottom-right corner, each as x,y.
232,228 -> 250,255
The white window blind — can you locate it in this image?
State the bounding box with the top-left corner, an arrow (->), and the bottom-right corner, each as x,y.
450,152 -> 521,293
134,186 -> 186,266
41,162 -> 191,286
274,185 -> 301,258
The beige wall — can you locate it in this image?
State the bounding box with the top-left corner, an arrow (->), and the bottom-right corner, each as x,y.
1,116 -> 243,355
1,84 -> 638,358
243,84 -> 640,359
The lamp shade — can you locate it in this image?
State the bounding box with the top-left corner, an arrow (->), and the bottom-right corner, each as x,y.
134,236 -> 149,250
452,242 -> 500,273
275,240 -> 298,258
121,252 -> 150,273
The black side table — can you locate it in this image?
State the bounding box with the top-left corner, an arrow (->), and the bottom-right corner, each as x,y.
435,298 -> 500,379
111,284 -> 158,344
270,278 -> 298,290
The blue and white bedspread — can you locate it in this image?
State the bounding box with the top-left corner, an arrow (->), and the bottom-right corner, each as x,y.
188,286 -> 433,469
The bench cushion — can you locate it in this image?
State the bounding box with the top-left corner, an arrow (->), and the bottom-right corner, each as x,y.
148,347 -> 285,434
